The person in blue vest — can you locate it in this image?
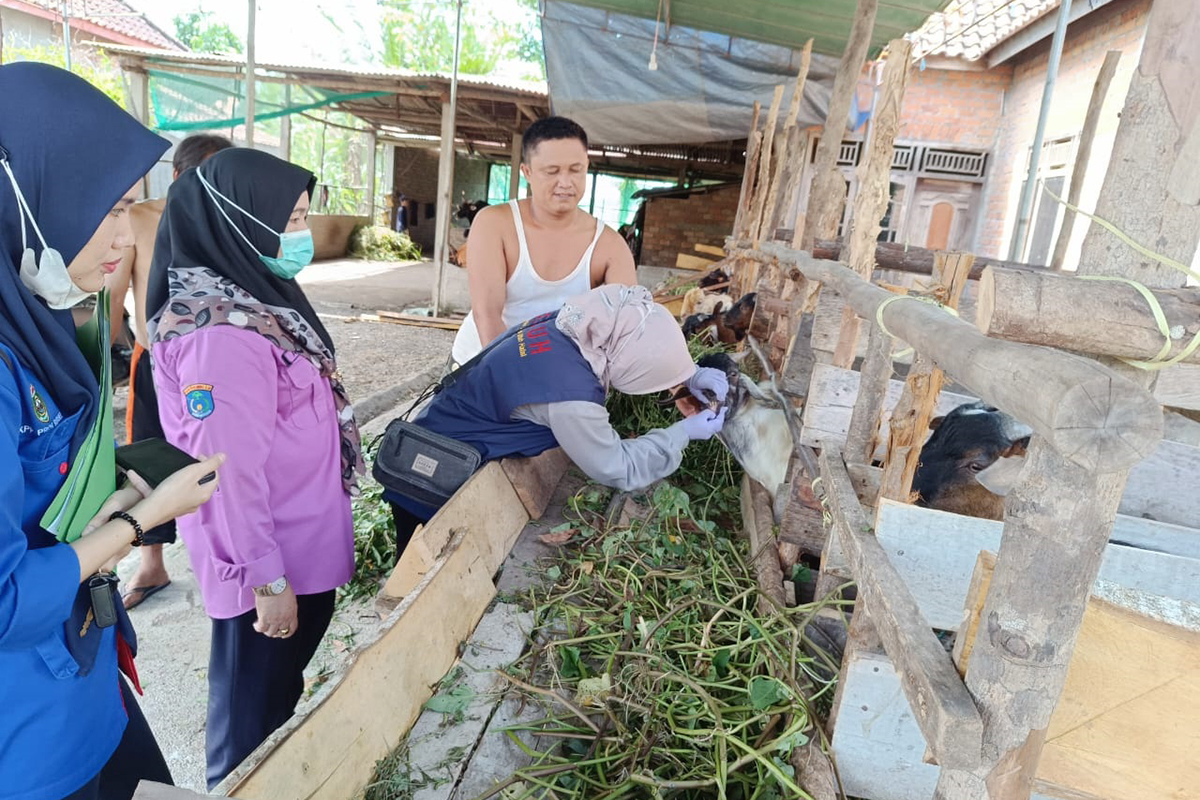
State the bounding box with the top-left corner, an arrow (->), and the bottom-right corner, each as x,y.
0,63 -> 225,800
385,284 -> 728,538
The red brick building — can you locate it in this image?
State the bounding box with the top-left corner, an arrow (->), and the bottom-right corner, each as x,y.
808,0 -> 1150,267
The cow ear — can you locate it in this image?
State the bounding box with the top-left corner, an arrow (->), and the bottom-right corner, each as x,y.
928,415 -> 946,431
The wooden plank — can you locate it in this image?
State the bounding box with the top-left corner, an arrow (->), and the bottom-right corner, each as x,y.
222,528 -> 498,800
831,39 -> 914,369
844,322 -> 891,467
819,448 -> 984,768
693,243 -> 725,257
758,242 -> 1165,474
134,783 -> 223,800
801,363 -> 974,460
873,499 -> 1200,632
951,550 -> 997,676
382,463 -> 530,599
801,0 -> 879,250
1156,363 -> 1200,410
376,310 -> 463,330
1037,599 -> 1200,800
501,448 -> 572,520
1050,50 -> 1122,270
832,598 -> 1200,800
675,252 -> 719,271
1122,439 -> 1200,529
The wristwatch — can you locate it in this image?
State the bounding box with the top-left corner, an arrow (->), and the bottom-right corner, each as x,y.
253,576 -> 288,597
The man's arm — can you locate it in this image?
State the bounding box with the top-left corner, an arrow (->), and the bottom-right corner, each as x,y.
597,226 -> 637,286
464,204 -> 513,348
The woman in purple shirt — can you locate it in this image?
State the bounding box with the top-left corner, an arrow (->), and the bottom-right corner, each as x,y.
146,148 -> 363,789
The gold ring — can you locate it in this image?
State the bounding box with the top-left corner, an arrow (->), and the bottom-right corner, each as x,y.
279,628 -> 290,635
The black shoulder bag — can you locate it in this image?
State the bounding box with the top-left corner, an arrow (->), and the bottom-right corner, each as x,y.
372,325 -> 518,508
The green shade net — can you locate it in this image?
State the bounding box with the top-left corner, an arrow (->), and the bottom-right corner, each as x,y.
146,66 -> 389,132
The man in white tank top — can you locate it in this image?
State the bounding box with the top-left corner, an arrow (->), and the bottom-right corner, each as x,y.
451,116 -> 637,365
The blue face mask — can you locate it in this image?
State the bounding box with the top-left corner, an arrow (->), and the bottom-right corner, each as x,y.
197,169 -> 313,280
260,230 -> 314,279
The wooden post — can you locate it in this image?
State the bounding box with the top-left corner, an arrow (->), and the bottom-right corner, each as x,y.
126,69 -> 152,197
933,441 -> 1128,798
801,0 -> 879,250
244,0 -> 255,149
879,253 -> 974,504
431,98 -> 457,315
1075,0 -> 1200,291
977,267 -> 1200,364
508,131 -> 522,200
757,41 -> 815,242
831,39 -> 912,369
808,238 -> 1043,279
748,85 -> 786,245
365,129 -> 377,223
1049,50 -> 1121,270
845,323 -> 891,466
733,102 -> 762,237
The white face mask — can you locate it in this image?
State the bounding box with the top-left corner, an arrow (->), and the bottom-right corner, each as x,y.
1,154 -> 92,309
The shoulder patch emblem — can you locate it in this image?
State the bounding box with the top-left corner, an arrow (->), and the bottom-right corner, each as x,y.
184,383 -> 215,420
30,385 -> 49,423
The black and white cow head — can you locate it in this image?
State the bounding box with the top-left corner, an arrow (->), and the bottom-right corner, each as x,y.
913,401 -> 1033,520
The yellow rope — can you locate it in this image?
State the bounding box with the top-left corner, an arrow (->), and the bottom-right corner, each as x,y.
874,293 -> 960,359
1077,275 -> 1200,370
1037,180 -> 1200,370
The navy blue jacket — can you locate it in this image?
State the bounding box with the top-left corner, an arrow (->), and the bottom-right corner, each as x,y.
385,313 -> 604,517
0,344 -> 126,800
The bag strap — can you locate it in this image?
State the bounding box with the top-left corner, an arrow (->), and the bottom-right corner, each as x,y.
399,317 -> 538,421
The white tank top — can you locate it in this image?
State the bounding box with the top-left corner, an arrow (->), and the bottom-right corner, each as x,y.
451,200 -> 604,364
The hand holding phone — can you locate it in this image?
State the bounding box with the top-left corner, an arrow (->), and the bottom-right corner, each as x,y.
115,438 -> 214,488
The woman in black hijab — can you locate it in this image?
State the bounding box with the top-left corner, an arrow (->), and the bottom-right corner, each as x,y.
147,148 -> 363,789
0,63 -> 225,800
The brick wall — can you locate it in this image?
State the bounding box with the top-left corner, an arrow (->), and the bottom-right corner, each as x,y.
898,62 -> 1012,150
641,185 -> 740,269
976,0 -> 1150,262
391,146 -> 493,249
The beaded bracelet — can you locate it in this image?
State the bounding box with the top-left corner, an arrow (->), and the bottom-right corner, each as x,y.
109,511 -> 145,547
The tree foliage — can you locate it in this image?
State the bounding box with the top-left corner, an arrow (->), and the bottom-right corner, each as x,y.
375,0 -> 544,81
1,44 -> 125,106
173,9 -> 244,55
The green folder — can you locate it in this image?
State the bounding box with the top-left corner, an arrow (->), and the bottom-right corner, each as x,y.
41,290 -> 116,543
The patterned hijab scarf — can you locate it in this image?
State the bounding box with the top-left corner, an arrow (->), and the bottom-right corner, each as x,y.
147,148 -> 364,492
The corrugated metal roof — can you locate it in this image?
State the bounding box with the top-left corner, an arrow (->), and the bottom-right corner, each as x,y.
911,0 -> 1060,61
99,43 -> 548,98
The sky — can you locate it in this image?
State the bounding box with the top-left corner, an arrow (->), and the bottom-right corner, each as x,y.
134,0 -> 541,80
